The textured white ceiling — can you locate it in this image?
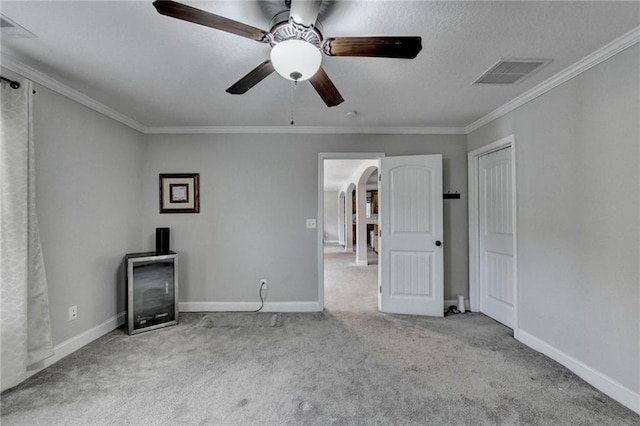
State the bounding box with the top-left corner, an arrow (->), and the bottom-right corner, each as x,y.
1,1 -> 639,130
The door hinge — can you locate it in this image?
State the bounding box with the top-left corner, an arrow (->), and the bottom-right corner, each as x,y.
378,174 -> 381,182
379,286 -> 382,294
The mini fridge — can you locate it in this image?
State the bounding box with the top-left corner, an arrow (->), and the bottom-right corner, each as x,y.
125,252 -> 178,335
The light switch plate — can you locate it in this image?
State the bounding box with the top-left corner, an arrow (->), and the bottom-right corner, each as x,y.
306,218 -> 316,229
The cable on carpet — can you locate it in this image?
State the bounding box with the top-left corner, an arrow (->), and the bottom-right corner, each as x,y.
445,305 -> 471,316
252,281 -> 266,313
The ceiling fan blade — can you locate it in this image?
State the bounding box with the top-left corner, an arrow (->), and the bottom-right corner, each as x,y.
323,36 -> 422,59
309,67 -> 344,107
153,0 -> 269,43
289,0 -> 322,28
226,60 -> 275,95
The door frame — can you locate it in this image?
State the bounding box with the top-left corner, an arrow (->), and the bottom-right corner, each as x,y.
468,134 -> 518,330
318,152 -> 385,310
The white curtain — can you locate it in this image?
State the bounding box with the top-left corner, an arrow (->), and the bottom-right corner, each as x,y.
1,78 -> 54,391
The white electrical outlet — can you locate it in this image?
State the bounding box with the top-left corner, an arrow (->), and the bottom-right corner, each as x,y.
69,305 -> 77,321
260,279 -> 267,289
306,218 -> 316,229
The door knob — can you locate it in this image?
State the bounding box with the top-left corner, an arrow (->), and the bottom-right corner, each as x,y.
435,240 -> 442,247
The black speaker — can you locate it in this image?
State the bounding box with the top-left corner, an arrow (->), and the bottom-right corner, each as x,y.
156,228 -> 170,254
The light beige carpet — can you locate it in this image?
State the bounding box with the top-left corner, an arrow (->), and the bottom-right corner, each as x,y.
1,245 -> 637,425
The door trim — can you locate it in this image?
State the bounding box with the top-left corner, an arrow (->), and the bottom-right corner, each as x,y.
468,135 -> 518,330
318,152 -> 385,310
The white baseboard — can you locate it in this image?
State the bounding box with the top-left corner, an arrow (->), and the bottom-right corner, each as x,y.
27,311 -> 126,377
323,240 -> 340,244
179,301 -> 322,313
516,329 -> 640,414
355,259 -> 369,266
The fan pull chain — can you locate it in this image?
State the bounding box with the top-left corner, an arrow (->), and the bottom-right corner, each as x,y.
290,80 -> 298,126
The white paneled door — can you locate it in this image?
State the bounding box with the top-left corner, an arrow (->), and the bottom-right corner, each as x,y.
378,155 -> 443,316
479,147 -> 515,328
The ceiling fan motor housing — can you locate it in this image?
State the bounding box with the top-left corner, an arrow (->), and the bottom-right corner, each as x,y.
269,10 -> 323,47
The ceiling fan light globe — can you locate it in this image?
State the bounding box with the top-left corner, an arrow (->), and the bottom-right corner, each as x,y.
270,39 -> 322,81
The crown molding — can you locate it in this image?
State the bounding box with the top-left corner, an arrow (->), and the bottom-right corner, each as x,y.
1,53 -> 146,133
466,25 -> 640,134
142,126 -> 467,135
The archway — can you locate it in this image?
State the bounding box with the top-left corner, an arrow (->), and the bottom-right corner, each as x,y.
355,166 -> 378,265
338,191 -> 346,246
344,182 -> 355,252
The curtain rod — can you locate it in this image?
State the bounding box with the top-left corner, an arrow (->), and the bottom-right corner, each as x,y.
1,75 -> 21,89
1,75 -> 36,93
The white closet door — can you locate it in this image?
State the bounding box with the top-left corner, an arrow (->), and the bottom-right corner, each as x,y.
479,147 -> 515,328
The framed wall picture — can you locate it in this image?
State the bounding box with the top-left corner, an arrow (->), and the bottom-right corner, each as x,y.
159,173 -> 200,213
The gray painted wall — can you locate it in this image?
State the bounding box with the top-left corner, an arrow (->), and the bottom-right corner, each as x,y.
468,45 -> 639,393
33,84 -> 144,346
323,190 -> 340,242
140,134 -> 469,304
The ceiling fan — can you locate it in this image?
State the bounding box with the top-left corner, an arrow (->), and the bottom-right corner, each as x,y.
152,0 -> 422,107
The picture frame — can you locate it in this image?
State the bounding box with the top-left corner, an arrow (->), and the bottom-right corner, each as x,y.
159,173 -> 200,213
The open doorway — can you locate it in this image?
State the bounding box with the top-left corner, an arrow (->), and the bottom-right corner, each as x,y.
319,153 -> 383,312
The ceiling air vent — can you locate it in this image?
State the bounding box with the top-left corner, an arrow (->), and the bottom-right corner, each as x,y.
474,59 -> 551,85
1,14 -> 36,38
